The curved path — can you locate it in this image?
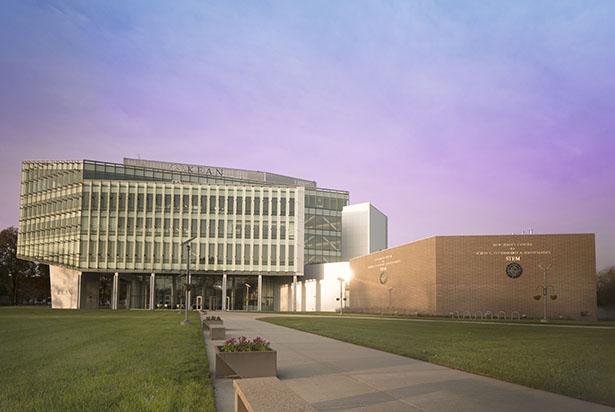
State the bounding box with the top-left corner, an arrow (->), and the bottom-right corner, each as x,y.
205,312 -> 613,412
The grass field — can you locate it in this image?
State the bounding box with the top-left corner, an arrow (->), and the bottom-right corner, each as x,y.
0,307 -> 215,412
261,316 -> 615,407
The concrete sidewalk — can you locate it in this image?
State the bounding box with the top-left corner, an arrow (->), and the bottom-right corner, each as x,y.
204,312 -> 613,412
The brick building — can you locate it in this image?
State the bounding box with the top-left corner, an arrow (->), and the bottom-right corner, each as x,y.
349,234 -> 597,320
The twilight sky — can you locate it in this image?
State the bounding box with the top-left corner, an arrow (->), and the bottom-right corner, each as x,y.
0,1 -> 614,269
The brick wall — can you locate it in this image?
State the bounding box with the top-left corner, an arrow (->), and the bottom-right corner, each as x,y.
435,234 -> 597,320
349,237 -> 436,314
349,234 -> 597,320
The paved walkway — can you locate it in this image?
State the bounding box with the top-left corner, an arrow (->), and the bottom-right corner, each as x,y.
204,312 -> 613,412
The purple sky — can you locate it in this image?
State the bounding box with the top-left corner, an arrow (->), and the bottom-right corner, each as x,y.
1,1 -> 614,269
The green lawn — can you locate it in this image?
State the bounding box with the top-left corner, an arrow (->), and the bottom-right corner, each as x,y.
261,316 -> 615,407
0,307 -> 215,412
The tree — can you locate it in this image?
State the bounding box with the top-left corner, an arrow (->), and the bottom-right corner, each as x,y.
0,227 -> 45,305
597,267 -> 615,307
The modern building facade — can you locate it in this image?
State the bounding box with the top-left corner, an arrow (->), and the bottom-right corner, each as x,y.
280,202 -> 389,312
349,234 -> 598,320
341,202 -> 387,260
17,158 -> 349,310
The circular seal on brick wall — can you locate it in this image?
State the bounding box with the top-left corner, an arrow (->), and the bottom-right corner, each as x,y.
506,263 -> 523,279
379,271 -> 388,285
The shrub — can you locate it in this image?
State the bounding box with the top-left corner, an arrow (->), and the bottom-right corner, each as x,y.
597,267 -> 615,307
221,336 -> 271,352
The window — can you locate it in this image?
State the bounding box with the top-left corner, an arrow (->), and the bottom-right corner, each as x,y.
271,197 -> 278,216
146,194 -> 153,212
209,219 -> 215,237
236,196 -> 243,214
226,244 -> 232,265
110,193 -> 117,210
253,244 -> 260,265
244,244 -> 250,265
280,197 -> 286,215
245,197 -> 251,214
192,195 -> 199,212
101,192 -> 108,210
217,219 -> 224,238
218,196 -> 225,213
227,196 -> 234,214
227,221 -> 233,237
254,197 -> 260,214
235,244 -> 241,265
289,198 -> 295,216
92,192 -> 99,210
208,244 -> 215,265
137,194 -> 144,211
209,196 -> 216,213
217,244 -> 223,265
263,197 -> 269,215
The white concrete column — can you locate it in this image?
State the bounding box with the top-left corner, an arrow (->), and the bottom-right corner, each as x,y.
257,274 -> 263,312
292,275 -> 298,312
301,281 -> 306,312
112,272 -> 119,310
316,279 -> 322,312
149,273 -> 155,310
222,273 -> 227,311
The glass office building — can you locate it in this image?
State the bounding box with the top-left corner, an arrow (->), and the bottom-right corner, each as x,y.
17,158 -> 348,310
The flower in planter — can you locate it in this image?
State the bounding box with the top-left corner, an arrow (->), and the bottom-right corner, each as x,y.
221,336 -> 271,352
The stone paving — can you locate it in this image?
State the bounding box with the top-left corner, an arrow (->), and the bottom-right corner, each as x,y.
204,312 -> 613,412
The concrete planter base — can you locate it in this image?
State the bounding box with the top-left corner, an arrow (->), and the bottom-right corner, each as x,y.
215,346 -> 277,378
204,319 -> 223,328
209,326 -> 226,340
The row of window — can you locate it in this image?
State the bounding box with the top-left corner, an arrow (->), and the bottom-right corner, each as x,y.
21,193 -> 81,218
82,241 -> 295,267
305,193 -> 347,211
22,168 -> 82,195
81,216 -> 295,240
82,192 -> 296,216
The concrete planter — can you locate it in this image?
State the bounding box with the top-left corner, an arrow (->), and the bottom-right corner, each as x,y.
209,326 -> 226,340
202,319 -> 223,329
215,346 -> 277,378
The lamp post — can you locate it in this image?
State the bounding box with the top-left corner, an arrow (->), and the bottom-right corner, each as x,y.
336,277 -> 347,315
534,264 -> 557,322
245,283 -> 251,311
181,236 -> 196,325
